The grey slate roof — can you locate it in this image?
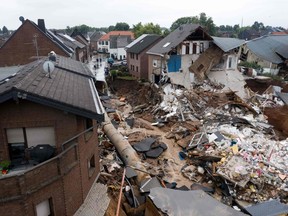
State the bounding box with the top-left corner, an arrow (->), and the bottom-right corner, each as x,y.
0,66 -> 24,81
57,33 -> 85,49
126,35 -> 162,54
46,30 -> 74,56
212,37 -> 245,52
125,34 -> 148,49
147,24 -> 206,55
247,35 -> 288,64
0,56 -> 104,122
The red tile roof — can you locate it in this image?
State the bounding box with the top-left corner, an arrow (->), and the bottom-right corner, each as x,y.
99,31 -> 134,41
271,32 -> 288,35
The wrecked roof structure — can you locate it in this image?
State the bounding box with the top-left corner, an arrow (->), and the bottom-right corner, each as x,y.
246,35 -> 288,64
148,187 -> 246,215
0,56 -> 105,121
147,24 -> 212,56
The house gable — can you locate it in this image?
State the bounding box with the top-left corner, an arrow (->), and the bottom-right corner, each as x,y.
0,20 -> 71,67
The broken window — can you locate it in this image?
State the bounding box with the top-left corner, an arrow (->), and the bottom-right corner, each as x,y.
153,60 -> 158,67
197,64 -> 204,71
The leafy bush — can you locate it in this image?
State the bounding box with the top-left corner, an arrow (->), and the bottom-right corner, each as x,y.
0,160 -> 10,170
238,61 -> 262,70
110,70 -> 118,77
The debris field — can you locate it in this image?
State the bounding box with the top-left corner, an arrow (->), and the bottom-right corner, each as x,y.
99,77 -> 288,216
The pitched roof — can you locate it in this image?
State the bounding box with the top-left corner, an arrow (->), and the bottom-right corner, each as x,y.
212,37 -> 246,52
0,20 -> 74,57
89,31 -> 106,41
0,56 -> 104,122
70,29 -> 89,43
125,34 -> 148,49
57,33 -> 85,49
99,31 -> 134,41
247,35 -> 288,64
126,35 -> 162,54
147,24 -> 211,56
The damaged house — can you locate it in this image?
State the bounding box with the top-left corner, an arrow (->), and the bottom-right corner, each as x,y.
0,56 -> 106,216
241,34 -> 288,75
146,24 -> 245,90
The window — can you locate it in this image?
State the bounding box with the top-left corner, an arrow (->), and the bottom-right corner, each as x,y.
163,42 -> 171,48
88,155 -> 95,177
197,64 -> 204,71
136,66 -> 138,72
228,57 -> 233,69
193,43 -> 197,54
130,65 -> 133,70
153,60 -> 158,67
6,127 -> 55,165
105,41 -> 108,45
85,118 -> 93,141
36,198 -> 54,216
185,45 -> 189,54
136,54 -> 138,60
200,43 -> 204,53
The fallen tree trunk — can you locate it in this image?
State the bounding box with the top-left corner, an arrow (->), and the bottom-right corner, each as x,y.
102,114 -> 150,184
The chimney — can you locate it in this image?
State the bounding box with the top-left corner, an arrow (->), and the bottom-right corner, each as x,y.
38,19 -> 46,33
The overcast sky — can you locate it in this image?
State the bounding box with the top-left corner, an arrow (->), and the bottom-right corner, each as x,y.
1,0 -> 287,30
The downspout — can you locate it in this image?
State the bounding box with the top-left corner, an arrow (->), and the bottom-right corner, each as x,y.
102,114 -> 150,184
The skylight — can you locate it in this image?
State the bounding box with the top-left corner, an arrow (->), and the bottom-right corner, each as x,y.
163,42 -> 171,48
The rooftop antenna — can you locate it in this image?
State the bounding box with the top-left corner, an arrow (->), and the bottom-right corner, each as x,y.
33,34 -> 40,60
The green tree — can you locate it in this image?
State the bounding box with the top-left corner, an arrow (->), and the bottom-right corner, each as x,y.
170,16 -> 198,31
2,26 -> 8,34
108,25 -> 115,32
251,21 -> 265,31
198,12 -> 216,35
132,22 -> 162,38
114,22 -> 130,31
170,13 -> 216,35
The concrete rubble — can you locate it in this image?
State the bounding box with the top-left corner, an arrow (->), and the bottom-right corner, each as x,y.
98,76 -> 288,215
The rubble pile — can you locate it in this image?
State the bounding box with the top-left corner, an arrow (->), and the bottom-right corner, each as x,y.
100,78 -> 288,215
148,81 -> 288,205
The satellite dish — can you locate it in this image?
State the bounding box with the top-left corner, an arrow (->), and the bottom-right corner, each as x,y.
19,16 -> 25,23
43,61 -> 55,78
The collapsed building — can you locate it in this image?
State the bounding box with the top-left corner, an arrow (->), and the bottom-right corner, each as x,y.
98,24 -> 288,216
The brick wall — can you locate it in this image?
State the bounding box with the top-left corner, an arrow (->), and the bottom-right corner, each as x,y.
0,20 -> 70,67
0,99 -> 100,215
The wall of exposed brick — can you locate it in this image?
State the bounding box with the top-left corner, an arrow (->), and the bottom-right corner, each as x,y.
0,99 -> 100,216
0,20 -> 70,67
